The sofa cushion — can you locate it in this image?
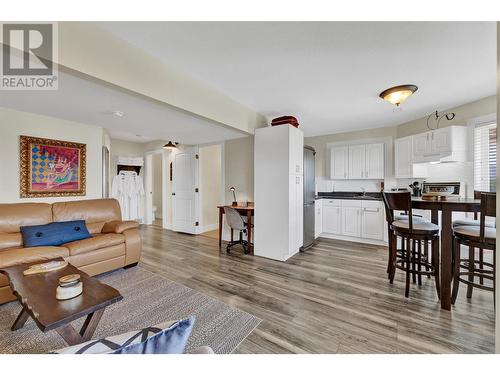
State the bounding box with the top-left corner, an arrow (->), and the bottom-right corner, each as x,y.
0,233 -> 23,251
65,233 -> 125,256
0,203 -> 52,234
54,317 -> 196,354
52,199 -> 122,234
20,220 -> 91,247
0,246 -> 69,269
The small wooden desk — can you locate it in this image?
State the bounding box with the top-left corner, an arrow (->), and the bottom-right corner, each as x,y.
218,205 -> 254,254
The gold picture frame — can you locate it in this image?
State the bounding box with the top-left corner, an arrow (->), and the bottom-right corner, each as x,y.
20,135 -> 86,198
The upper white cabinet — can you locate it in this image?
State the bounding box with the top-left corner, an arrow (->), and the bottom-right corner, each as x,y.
395,136 -> 428,179
330,146 -> 348,179
365,143 -> 385,179
412,126 -> 467,163
348,145 -> 366,179
331,143 -> 384,180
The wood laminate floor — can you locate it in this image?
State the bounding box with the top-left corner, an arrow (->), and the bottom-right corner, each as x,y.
139,225 -> 495,353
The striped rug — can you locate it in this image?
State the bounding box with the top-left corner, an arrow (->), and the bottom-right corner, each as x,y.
0,266 -> 261,354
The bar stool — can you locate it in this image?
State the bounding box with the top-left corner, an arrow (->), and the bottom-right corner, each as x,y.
382,191 -> 441,298
452,190 -> 496,285
451,192 -> 496,304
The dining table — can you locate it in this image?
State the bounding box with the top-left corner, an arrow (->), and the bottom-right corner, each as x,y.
411,196 -> 481,310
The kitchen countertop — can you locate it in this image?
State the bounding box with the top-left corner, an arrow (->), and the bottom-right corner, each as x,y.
315,192 -> 382,201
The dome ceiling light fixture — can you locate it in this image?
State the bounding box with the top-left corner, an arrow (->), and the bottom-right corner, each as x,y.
379,84 -> 418,107
163,141 -> 178,149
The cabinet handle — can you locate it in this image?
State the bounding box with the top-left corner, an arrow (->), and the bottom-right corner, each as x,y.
296,165 -> 300,172
431,132 -> 434,140
426,133 -> 429,141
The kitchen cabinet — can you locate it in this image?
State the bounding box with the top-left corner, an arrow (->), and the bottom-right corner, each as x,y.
412,126 -> 467,163
394,136 -> 428,179
348,145 -> 366,179
341,200 -> 362,237
365,143 -> 385,179
314,200 -> 323,238
360,201 -> 384,240
331,142 -> 384,180
319,198 -> 386,244
330,146 -> 348,179
254,125 -> 304,261
322,200 -> 341,235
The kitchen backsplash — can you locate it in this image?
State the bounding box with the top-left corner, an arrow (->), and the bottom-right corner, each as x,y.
316,177 -> 383,193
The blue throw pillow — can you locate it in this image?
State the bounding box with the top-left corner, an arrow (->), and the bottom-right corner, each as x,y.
111,317 -> 196,354
20,220 -> 92,247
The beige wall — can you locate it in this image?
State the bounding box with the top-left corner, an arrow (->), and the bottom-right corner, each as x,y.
224,136 -> 254,204
200,144 -> 222,229
0,107 -> 103,204
110,138 -> 145,176
152,153 -> 163,218
396,95 -> 497,138
305,95 -> 496,180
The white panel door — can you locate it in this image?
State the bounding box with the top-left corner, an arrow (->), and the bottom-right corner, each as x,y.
172,147 -> 199,234
323,205 -> 341,234
365,143 -> 384,179
342,207 -> 361,237
361,207 -> 384,240
330,146 -> 348,179
431,128 -> 452,153
348,145 -> 365,179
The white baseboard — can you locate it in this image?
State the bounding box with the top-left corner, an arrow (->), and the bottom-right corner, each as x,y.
318,233 -> 388,246
200,223 -> 218,233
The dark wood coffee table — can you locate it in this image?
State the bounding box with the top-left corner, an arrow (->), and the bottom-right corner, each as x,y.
0,258 -> 122,345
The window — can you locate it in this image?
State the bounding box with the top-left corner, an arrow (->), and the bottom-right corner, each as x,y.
473,121 -> 496,192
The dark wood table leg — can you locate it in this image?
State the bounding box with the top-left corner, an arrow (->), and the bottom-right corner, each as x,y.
247,211 -> 253,255
56,308 -> 105,345
440,208 -> 452,310
11,306 -> 30,331
218,207 -> 223,249
431,209 -> 439,225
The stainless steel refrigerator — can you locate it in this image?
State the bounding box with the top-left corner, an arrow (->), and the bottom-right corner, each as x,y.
301,146 -> 316,251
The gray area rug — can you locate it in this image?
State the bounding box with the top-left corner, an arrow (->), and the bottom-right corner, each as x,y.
0,267 -> 261,354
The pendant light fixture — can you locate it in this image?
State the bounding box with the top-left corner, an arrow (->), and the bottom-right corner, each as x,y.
163,141 -> 178,149
379,84 -> 418,106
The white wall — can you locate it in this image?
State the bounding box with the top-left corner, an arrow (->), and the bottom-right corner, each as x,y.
224,136 -> 254,204
0,107 -> 103,203
152,153 -> 163,219
200,144 -> 222,231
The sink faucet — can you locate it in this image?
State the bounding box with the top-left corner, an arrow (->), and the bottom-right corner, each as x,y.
361,188 -> 366,197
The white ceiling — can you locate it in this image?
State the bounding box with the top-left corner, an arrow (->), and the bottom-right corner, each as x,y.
0,67 -> 246,144
101,21 -> 497,136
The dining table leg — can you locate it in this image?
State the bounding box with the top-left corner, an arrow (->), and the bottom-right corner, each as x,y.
440,208 -> 453,310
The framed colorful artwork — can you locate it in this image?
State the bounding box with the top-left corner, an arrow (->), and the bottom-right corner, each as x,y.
20,135 -> 86,198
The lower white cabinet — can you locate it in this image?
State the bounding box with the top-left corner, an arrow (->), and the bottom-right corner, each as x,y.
342,206 -> 361,237
321,199 -> 386,243
360,202 -> 384,240
314,200 -> 323,238
322,201 -> 342,235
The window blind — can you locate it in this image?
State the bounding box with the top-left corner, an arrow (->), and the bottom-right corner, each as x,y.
473,122 -> 497,192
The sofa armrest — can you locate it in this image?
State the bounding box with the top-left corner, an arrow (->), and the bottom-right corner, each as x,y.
101,220 -> 139,234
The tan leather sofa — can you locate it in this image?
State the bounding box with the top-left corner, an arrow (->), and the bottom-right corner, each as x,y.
0,199 -> 142,304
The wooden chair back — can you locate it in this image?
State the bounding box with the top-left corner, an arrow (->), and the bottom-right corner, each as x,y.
382,191 -> 413,229
479,192 -> 496,242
